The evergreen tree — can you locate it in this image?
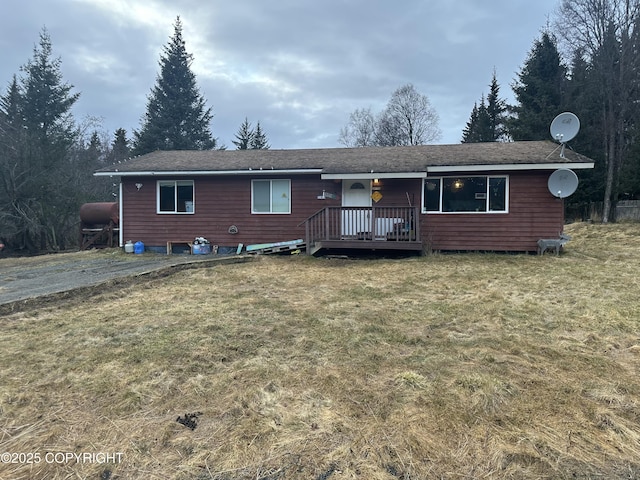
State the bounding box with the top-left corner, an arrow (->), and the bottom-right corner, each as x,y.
233,118 -> 270,150
133,17 -> 215,155
250,121 -> 270,150
86,131 -> 105,164
233,117 -> 253,150
591,21 -> 632,219
555,0 -> 640,222
0,28 -> 80,251
486,71 -> 507,140
477,97 -> 494,142
461,71 -> 508,145
75,127 -> 130,203
461,102 -> 480,143
507,31 -> 567,141
0,75 -> 21,127
564,49 -> 608,214
0,76 -> 24,241
108,128 -> 130,164
20,31 -> 79,144
462,96 -> 493,143
619,13 -> 640,200
0,76 -> 23,166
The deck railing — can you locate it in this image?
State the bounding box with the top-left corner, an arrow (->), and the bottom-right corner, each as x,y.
302,206 -> 421,253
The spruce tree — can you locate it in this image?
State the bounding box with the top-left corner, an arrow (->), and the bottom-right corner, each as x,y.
461,95 -> 495,143
250,121 -> 270,150
233,117 -> 253,150
486,71 -> 507,141
507,31 -> 567,141
0,29 -> 80,251
109,128 -> 131,163
564,49 -> 607,211
0,76 -> 23,241
233,118 -> 270,150
133,17 -> 215,155
0,75 -> 21,127
87,131 -> 104,162
20,30 -> 79,144
461,102 -> 480,143
476,96 -> 493,142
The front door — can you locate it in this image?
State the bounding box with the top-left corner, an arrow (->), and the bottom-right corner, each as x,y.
342,180 -> 372,237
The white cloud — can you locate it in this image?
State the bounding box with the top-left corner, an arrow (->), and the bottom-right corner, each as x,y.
1,0 -> 559,148
71,0 -> 176,30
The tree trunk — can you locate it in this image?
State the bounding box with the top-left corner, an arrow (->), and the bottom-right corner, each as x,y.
602,151 -> 615,222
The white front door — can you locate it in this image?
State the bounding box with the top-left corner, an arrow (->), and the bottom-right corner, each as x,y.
342,180 -> 372,237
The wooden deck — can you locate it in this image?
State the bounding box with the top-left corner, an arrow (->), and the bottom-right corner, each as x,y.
302,206 -> 423,255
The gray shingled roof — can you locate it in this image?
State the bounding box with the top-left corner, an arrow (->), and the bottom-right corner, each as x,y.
95,141 -> 594,175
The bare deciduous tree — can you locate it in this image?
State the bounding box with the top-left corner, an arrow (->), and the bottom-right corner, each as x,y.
338,84 -> 441,147
338,107 -> 376,147
381,84 -> 442,146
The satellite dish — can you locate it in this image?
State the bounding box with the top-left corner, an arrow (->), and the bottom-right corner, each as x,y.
550,112 -> 580,143
548,168 -> 579,198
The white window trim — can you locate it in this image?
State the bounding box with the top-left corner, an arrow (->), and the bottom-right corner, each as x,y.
251,179 -> 291,214
156,180 -> 195,214
422,175 -> 509,214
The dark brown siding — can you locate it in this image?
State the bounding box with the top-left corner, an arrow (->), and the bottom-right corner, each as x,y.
373,179 -> 421,206
121,175 -> 340,248
421,171 -> 564,252
121,171 -> 563,252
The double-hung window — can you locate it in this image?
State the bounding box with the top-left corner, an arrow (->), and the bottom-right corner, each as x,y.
251,179 -> 291,214
157,180 -> 194,214
423,176 -> 508,213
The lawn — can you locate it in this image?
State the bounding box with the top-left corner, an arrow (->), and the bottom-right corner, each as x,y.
1,222 -> 640,479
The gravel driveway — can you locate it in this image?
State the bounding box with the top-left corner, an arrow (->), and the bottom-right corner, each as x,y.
0,250 -> 249,312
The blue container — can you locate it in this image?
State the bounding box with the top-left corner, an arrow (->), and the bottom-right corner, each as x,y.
133,241 -> 144,254
192,244 -> 211,255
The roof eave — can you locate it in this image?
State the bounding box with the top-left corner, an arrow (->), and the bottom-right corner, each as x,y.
94,168 -> 324,177
426,162 -> 594,173
321,172 -> 427,180
94,162 -> 595,178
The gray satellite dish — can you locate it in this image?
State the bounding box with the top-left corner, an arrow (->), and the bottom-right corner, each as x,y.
550,112 -> 580,143
548,168 -> 579,198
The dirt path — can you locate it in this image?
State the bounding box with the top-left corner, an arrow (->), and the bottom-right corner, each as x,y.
0,249 -> 250,313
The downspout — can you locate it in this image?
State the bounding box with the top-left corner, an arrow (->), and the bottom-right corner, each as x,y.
119,182 -> 123,247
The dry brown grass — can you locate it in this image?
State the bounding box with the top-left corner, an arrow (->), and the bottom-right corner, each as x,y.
2,222 -> 640,479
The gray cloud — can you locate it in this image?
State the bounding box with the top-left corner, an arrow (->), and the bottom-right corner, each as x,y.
0,0 -> 558,149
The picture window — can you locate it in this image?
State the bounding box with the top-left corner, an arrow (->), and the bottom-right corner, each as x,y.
423,176 -> 508,213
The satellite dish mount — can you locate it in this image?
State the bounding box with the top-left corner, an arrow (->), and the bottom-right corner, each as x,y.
550,112 -> 580,158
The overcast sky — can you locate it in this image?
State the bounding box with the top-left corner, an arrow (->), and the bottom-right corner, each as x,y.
0,0 -> 560,150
